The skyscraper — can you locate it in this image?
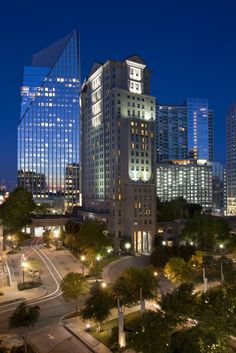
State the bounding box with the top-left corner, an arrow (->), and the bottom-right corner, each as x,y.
156,99 -> 214,162
226,103 -> 236,215
81,56 -> 156,253
17,32 -> 80,210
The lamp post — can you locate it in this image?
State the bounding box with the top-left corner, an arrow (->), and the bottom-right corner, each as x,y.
7,235 -> 12,251
154,271 -> 158,297
101,282 -> 107,289
21,260 -> 28,284
219,244 -> 224,283
80,255 -> 86,275
124,242 -> 131,254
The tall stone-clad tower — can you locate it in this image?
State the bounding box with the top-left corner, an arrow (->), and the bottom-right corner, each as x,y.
81,56 -> 156,253
17,32 -> 80,210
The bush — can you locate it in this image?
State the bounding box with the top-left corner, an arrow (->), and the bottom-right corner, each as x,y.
17,281 -> 41,291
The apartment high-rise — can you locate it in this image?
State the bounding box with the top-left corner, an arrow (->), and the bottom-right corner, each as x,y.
156,98 -> 214,162
227,103 -> 236,215
156,160 -> 226,214
17,32 -> 80,210
81,56 -> 156,253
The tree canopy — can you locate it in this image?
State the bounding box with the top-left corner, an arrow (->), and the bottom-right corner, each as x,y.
157,197 -> 202,222
80,283 -> 113,328
181,215 -> 230,251
9,302 -> 40,328
112,267 -> 155,305
60,272 -> 89,312
164,257 -> 189,283
0,187 -> 35,233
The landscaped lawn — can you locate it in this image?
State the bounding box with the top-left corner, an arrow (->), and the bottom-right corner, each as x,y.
89,310 -> 140,349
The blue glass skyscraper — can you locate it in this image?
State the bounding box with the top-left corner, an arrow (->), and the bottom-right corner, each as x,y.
17,32 -> 80,210
187,98 -> 210,160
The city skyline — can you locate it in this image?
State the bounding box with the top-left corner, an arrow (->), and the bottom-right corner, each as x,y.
1,0 -> 236,186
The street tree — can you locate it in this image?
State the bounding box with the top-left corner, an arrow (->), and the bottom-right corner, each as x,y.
78,220 -> 112,261
80,283 -> 113,331
9,302 -> 40,328
164,257 -> 189,283
42,229 -> 54,247
181,215 -> 230,251
60,272 -> 89,312
26,258 -> 41,281
160,283 -> 196,325
0,186 -> 35,234
112,267 -> 155,305
196,286 -> 236,337
130,310 -> 171,353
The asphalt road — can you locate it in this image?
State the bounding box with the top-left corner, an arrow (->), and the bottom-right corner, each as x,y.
0,244 -> 85,334
104,255 -> 151,283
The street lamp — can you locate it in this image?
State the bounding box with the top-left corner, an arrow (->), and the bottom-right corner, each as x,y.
96,254 -> 102,262
124,242 -> 131,254
21,260 -> 28,284
7,235 -> 12,250
101,282 -> 107,289
162,240 -> 167,246
154,271 -> 158,296
219,244 -> 224,282
80,255 -> 86,275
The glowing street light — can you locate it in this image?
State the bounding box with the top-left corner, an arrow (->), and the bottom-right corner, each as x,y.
96,254 -> 102,262
219,243 -> 224,250
80,255 -> 86,275
21,260 -> 28,284
101,282 -> 107,289
162,241 -> 167,246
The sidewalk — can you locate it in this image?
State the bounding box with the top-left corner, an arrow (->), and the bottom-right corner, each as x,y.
63,300 -> 156,353
0,255 -> 48,305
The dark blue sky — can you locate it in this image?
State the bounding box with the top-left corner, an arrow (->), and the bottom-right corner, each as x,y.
1,0 -> 236,187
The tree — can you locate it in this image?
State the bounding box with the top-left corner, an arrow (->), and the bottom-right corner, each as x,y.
196,286 -> 236,337
189,251 -> 205,270
78,220 -> 112,260
156,197 -> 202,222
112,267 -> 155,305
42,229 -> 54,247
130,311 -> 171,353
80,283 -> 113,331
60,272 -> 89,312
160,283 -> 196,325
26,258 -> 41,281
181,215 -> 230,251
0,187 -> 35,233
164,257 -> 189,283
9,302 -> 40,328
169,327 -> 232,353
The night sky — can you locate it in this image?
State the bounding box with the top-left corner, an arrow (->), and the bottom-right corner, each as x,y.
1,0 -> 236,188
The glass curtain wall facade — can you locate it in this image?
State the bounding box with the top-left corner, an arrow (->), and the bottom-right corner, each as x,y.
156,99 -> 213,163
17,32 -> 80,210
187,98 -> 210,160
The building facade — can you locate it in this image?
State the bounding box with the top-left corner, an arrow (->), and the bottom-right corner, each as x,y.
156,160 -> 213,209
17,32 -> 80,210
156,99 -> 214,163
227,103 -> 236,215
81,56 -> 156,253
156,159 -> 226,213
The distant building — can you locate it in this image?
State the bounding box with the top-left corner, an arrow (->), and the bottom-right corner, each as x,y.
17,32 -> 80,210
227,103 -> 236,215
81,56 -> 156,253
156,159 -> 226,214
156,98 -> 214,163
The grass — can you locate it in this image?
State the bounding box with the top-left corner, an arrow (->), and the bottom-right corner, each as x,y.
89,311 -> 140,350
